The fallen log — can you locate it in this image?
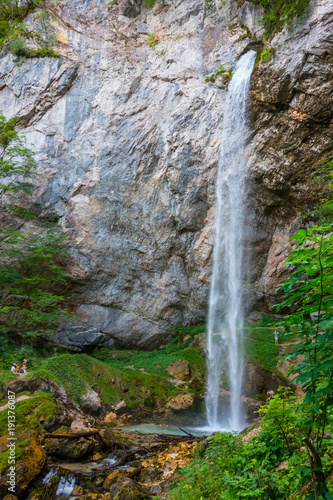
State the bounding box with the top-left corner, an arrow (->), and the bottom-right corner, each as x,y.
43,431 -> 99,439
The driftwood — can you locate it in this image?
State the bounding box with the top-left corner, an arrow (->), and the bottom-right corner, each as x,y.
108,431 -> 206,469
44,431 -> 100,439
43,429 -> 206,470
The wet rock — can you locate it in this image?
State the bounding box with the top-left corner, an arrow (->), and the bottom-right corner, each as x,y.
103,470 -> 126,490
139,466 -> 163,484
166,393 -> 194,411
80,389 -> 102,416
167,360 -> 191,381
108,477 -> 152,499
242,363 -> 292,397
44,437 -> 95,459
0,431 -> 46,498
71,485 -> 85,495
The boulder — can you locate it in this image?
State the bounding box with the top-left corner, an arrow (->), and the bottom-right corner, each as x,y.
166,360 -> 191,381
80,389 -> 102,416
44,437 -> 95,459
166,393 -> 194,411
0,431 -> 46,498
70,417 -> 92,433
104,412 -> 118,424
108,477 -> 152,499
71,486 -> 85,496
50,322 -> 107,352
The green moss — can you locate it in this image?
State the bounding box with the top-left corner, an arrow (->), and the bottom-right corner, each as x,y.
0,440 -> 27,474
205,64 -> 227,83
0,392 -> 58,435
260,48 -> 271,63
0,369 -> 15,389
31,353 -> 182,407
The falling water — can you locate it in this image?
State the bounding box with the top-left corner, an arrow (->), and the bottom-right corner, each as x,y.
206,50 -> 257,432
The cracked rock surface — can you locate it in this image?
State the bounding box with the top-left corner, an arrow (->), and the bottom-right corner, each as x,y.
0,0 -> 332,347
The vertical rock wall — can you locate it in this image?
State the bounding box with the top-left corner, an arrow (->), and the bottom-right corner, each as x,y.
0,0 -> 332,347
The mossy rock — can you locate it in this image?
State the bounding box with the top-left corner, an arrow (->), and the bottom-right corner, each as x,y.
0,431 -> 46,498
108,476 -> 151,499
44,437 -> 95,459
0,393 -> 61,436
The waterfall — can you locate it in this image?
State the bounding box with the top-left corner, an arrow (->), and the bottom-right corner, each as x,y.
206,50 -> 256,432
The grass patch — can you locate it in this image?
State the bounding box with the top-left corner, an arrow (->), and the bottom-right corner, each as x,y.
0,370 -> 15,390
30,353 -> 188,408
0,392 -> 58,436
243,321 -> 298,376
94,338 -> 206,382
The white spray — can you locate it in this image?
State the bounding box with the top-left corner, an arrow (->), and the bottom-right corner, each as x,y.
206,50 -> 257,432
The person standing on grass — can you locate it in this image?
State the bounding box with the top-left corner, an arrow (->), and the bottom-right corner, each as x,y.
274,330 -> 278,345
22,359 -> 28,373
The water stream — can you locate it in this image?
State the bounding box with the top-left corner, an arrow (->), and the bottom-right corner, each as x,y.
206,50 -> 257,432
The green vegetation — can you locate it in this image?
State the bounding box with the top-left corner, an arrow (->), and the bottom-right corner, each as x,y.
273,160 -> 333,495
30,352 -> 190,408
0,0 -> 59,61
205,63 -> 227,83
98,342 -> 205,382
0,392 -> 58,436
168,160 -> 333,499
252,0 -> 311,37
205,0 -> 216,10
147,32 -> 159,49
0,439 -> 28,474
244,325 -> 282,372
0,114 -> 73,346
260,48 -> 271,62
168,388 -> 333,499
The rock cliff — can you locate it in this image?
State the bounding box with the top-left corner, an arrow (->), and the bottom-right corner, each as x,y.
0,0 -> 332,348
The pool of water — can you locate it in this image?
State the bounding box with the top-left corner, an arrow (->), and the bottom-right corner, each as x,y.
120,422 -> 209,437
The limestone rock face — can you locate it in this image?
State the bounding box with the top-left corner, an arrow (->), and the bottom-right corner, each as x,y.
50,322 -> 107,352
0,0 -> 332,346
166,393 -> 194,410
167,359 -> 191,381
